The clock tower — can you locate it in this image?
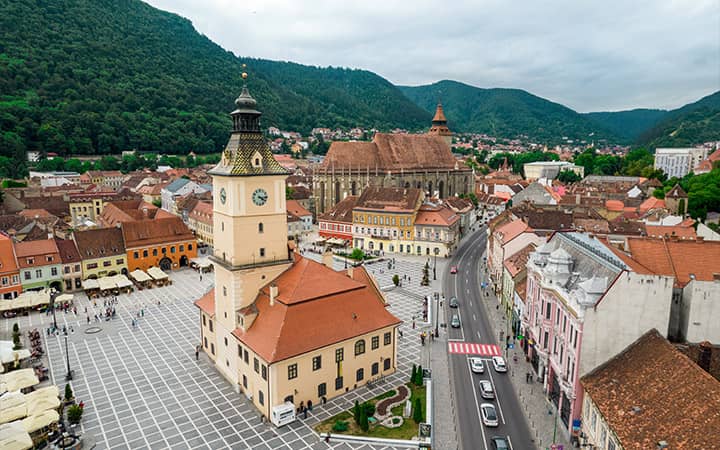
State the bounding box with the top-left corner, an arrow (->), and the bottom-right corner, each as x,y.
208,74 -> 292,384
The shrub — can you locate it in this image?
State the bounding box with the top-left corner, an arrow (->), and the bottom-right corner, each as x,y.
64,383 -> 73,402
363,402 -> 375,418
332,420 -> 348,432
12,323 -> 19,333
392,274 -> 400,286
392,417 -> 401,424
413,398 -> 423,424
350,248 -> 365,261
415,365 -> 424,386
359,405 -> 369,432
67,404 -> 83,424
353,400 -> 360,425
410,364 -> 417,384
12,332 -> 21,350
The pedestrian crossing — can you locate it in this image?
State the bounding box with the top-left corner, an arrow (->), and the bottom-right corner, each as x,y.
448,341 -> 501,356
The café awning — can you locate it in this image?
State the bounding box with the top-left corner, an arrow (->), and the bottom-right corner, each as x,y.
129,269 -> 151,283
22,409 -> 59,434
0,421 -> 32,450
147,267 -> 168,280
82,279 -> 99,290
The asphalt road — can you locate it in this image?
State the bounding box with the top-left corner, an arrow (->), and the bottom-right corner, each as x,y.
443,226 -> 535,450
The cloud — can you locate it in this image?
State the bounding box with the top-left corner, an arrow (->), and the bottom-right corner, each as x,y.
145,0 -> 720,112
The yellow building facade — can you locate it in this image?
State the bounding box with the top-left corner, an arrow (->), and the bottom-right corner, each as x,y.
197,83 -> 400,420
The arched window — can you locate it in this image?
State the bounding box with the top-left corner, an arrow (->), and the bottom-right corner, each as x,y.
439,180 -> 445,199
351,181 -> 357,196
354,339 -> 366,356
258,223 -> 264,233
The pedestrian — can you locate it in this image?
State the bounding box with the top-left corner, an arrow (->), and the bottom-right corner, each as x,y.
325,434 -> 331,443
141,309 -> 144,317
303,406 -> 308,419
412,319 -> 416,329
195,345 -> 200,360
399,329 -> 403,338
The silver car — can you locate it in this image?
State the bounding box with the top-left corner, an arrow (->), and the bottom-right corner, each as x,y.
479,380 -> 495,399
451,314 -> 461,328
481,403 -> 498,427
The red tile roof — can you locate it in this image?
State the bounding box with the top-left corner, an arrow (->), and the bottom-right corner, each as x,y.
581,329 -> 720,450
54,238 -> 81,264
286,199 -> 311,218
321,133 -> 465,171
74,227 -> 126,258
121,216 -> 195,248
604,200 -> 624,212
232,256 -> 401,363
0,234 -> 19,275
194,289 -> 215,317
189,201 -> 213,225
318,196 -> 358,224
644,225 -> 697,239
18,209 -> 54,219
496,219 -> 530,244
355,186 -> 422,213
603,237 -> 720,287
638,197 -> 665,212
503,243 -> 537,277
14,239 -> 60,268
414,205 -> 459,227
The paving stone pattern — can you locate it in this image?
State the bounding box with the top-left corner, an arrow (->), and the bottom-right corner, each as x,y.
16,260 -> 437,450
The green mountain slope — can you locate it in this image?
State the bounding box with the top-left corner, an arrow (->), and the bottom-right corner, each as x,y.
638,91 -> 720,148
399,80 -> 617,144
584,109 -> 668,142
0,0 -> 429,158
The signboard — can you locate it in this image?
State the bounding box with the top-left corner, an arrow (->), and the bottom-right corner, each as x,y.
508,343 -> 514,349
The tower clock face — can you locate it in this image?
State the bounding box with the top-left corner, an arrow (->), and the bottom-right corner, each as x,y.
252,188 -> 268,206
219,188 -> 227,204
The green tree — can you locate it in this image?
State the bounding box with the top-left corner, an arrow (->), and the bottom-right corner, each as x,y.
67,404 -> 83,424
350,248 -> 365,261
415,364 -> 424,386
557,170 -> 582,184
413,397 -> 423,424
64,383 -> 74,402
359,403 -> 369,431
410,364 -> 417,384
392,274 -> 400,286
353,399 -> 361,425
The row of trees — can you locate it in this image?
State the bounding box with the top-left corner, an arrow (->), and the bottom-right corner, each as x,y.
29,153 -> 221,175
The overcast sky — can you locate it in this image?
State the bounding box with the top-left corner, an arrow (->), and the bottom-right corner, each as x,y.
145,0 -> 719,112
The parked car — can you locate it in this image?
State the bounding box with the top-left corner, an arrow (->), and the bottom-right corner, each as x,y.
479,380 -> 495,399
449,297 -> 458,308
480,403 -> 498,427
470,357 -> 484,374
450,266 -> 458,274
451,314 -> 461,328
492,356 -> 507,373
490,435 -> 510,450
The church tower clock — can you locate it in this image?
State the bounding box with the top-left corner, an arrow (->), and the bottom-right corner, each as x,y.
208,73 -> 292,384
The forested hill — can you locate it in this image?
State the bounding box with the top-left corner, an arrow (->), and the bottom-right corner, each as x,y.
638,91 -> 720,148
399,80 -> 618,144
0,0 -> 430,159
583,109 -> 668,142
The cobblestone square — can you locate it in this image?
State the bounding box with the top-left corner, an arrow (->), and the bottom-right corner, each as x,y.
4,261 -> 439,449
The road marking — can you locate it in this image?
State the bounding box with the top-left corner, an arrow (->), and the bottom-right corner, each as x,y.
486,364 -> 506,425
473,314 -> 477,321
466,358 -> 489,450
477,331 -> 482,340
448,338 -> 466,342
448,342 -> 501,356
507,435 -> 514,450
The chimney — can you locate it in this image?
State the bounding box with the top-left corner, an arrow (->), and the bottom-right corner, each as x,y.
142,207 -> 148,217
321,249 -> 333,269
347,264 -> 354,279
696,236 -> 705,242
269,284 -> 278,306
698,341 -> 712,374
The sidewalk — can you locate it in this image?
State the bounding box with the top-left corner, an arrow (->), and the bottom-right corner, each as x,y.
424,258 -> 459,450
479,254 -> 571,450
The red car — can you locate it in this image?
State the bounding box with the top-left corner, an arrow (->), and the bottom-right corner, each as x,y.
450,266 -> 458,274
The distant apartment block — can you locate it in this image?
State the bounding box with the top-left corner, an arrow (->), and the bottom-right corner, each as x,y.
654,147 -> 709,179
523,161 -> 584,181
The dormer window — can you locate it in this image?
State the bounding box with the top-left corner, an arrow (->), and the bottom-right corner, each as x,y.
252,151 -> 263,168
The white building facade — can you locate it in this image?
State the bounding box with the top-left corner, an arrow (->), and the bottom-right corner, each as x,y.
654,147 -> 709,179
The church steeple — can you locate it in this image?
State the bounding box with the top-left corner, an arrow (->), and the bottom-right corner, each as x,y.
428,102 -> 453,146
209,71 -> 288,177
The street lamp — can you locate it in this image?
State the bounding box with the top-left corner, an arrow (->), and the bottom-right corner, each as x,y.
433,248 -> 438,281
64,335 -> 73,381
434,293 -> 439,338
49,288 -> 59,331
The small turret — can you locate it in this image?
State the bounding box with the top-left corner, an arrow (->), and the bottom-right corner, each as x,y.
428,102 -> 453,146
